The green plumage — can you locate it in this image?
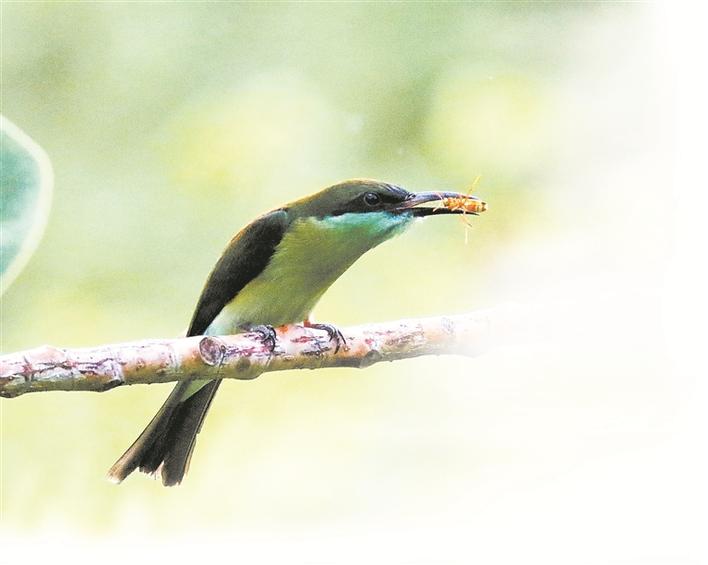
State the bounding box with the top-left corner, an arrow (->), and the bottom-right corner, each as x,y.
209,212 -> 412,333
108,179 -> 473,486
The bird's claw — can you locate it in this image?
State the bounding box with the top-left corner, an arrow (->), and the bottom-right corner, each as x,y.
249,324 -> 277,352
305,322 -> 347,353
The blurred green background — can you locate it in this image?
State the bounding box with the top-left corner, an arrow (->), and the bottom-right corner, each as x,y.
3,3 -> 694,563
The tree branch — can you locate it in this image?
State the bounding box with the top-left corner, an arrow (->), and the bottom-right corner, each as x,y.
0,311 -> 498,398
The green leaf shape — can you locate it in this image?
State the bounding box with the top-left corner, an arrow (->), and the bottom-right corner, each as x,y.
0,115 -> 54,295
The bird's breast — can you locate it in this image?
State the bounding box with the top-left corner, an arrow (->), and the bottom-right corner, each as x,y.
207,212 -> 412,333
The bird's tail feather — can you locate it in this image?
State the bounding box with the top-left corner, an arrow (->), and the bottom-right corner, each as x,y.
107,379 -> 221,486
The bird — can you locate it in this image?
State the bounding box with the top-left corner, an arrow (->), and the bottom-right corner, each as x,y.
108,179 -> 485,486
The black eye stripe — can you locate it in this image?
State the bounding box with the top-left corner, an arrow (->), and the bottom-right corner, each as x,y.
382,185 -> 411,203
329,186 -> 412,216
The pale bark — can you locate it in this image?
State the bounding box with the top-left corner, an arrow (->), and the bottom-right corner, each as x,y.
0,310 -> 501,398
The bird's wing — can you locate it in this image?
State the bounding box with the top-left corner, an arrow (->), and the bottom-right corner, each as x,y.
187,209 -> 289,336
108,209 -> 290,485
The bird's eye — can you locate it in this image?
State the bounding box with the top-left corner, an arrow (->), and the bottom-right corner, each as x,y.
364,192 -> 381,206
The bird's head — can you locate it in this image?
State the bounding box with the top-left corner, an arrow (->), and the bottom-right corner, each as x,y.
288,178 -> 486,221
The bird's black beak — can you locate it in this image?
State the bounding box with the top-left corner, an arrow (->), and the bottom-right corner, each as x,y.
394,191 -> 487,217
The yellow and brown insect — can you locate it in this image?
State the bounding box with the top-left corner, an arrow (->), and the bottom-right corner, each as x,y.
434,177 -> 487,243
434,176 -> 486,215
439,193 -> 487,215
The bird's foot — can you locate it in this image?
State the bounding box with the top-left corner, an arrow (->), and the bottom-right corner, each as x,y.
247,324 -> 277,352
303,320 -> 347,353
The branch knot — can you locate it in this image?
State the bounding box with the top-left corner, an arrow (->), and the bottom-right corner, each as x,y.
198,336 -> 225,367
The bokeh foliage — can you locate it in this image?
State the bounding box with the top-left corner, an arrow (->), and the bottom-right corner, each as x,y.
0,117 -> 53,295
